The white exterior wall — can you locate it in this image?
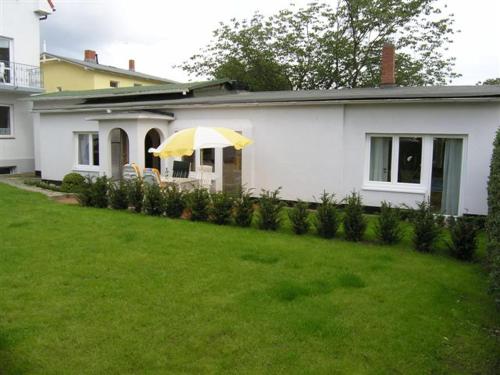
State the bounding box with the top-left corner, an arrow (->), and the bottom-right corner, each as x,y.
0,0 -> 48,173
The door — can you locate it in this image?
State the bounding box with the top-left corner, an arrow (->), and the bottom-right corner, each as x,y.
430,138 -> 463,215
223,145 -> 242,194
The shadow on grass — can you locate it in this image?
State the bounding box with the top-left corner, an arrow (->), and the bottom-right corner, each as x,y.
270,279 -> 333,302
0,331 -> 30,375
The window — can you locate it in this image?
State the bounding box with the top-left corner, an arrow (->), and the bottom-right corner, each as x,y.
368,135 -> 422,185
0,37 -> 11,84
182,151 -> 196,172
397,137 -> 422,183
369,137 -> 392,182
201,148 -> 215,172
110,80 -> 119,88
0,105 -> 12,136
77,133 -> 99,167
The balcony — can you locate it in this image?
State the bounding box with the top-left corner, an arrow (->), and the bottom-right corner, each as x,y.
0,60 -> 43,93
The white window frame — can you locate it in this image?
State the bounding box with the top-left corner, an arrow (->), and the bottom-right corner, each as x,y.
0,103 -> 14,138
363,134 -> 467,208
74,132 -> 99,172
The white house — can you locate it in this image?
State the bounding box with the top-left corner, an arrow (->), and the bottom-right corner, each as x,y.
31,49 -> 500,216
0,0 -> 54,174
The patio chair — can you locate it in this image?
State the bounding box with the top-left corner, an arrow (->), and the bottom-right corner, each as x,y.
172,160 -> 190,178
143,168 -> 161,185
122,163 -> 141,180
199,165 -> 214,191
0,62 -> 5,83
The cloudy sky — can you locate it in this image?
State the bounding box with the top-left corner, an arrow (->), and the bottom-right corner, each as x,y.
41,0 -> 500,85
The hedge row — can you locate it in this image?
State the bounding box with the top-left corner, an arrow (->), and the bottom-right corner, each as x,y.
74,176 -> 479,262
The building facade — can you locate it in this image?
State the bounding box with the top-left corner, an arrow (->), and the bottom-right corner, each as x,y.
32,82 -> 500,216
40,51 -> 176,93
0,0 -> 53,174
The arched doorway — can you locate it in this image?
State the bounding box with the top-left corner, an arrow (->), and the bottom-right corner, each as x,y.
144,129 -> 161,171
110,128 -> 129,180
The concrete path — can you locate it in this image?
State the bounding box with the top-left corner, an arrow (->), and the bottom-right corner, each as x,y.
0,174 -> 71,198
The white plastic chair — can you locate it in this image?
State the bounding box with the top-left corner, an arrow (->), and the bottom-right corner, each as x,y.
199,165 -> 214,191
0,62 -> 5,83
122,163 -> 141,181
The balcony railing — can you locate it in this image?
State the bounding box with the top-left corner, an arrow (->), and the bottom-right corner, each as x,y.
0,60 -> 43,90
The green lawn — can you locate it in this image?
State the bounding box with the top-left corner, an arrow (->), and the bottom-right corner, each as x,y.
0,183 -> 498,374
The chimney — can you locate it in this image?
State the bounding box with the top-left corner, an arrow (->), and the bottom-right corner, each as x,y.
84,49 -> 97,63
380,43 -> 396,87
129,59 -> 135,71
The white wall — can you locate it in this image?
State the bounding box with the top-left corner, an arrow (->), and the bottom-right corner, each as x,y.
171,101 -> 499,215
0,0 -> 42,67
0,93 -> 35,172
37,100 -> 500,215
0,0 -> 46,173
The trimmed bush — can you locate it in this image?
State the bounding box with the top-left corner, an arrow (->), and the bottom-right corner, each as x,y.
375,201 -> 402,244
128,178 -> 144,213
188,187 -> 210,221
257,188 -> 284,230
288,200 -> 310,235
448,216 -> 478,261
76,176 -> 93,207
61,172 -> 85,193
314,191 -> 339,238
487,127 -> 500,307
343,191 -> 367,242
91,176 -> 109,208
233,188 -> 255,227
144,183 -> 164,216
108,180 -> 129,210
411,201 -> 441,253
210,191 -> 234,225
164,185 -> 186,218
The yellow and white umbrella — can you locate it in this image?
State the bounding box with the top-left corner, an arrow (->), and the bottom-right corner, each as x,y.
148,127 -> 253,158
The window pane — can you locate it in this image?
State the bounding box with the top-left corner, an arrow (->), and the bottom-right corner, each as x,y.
369,137 -> 392,181
0,106 -> 10,135
92,133 -> 99,166
182,151 -> 196,171
78,134 -> 90,165
201,148 -> 215,172
398,137 -> 422,183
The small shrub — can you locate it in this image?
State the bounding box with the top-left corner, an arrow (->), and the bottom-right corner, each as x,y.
411,200 -> 441,253
188,187 -> 210,221
314,191 -> 339,238
164,185 -> 186,218
288,200 -> 310,235
61,172 -> 85,193
144,183 -> 164,216
108,180 -> 129,210
128,178 -> 144,213
448,216 -> 478,261
343,191 -> 367,242
91,176 -> 109,208
76,176 -> 94,207
210,191 -> 234,225
233,188 -> 255,227
375,201 -> 402,244
258,188 -> 284,230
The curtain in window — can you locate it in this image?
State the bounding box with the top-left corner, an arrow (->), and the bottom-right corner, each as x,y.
370,137 -> 391,181
78,134 -> 90,165
441,139 -> 462,215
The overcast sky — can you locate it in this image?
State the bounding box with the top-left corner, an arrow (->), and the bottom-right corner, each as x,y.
40,0 -> 500,85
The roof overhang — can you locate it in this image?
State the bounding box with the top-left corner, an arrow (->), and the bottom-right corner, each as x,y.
85,111 -> 175,121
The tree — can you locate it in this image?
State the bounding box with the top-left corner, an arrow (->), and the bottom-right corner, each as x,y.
477,78 -> 500,85
180,1 -> 460,91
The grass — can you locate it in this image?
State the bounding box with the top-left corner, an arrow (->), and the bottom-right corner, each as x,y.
0,183 -> 498,374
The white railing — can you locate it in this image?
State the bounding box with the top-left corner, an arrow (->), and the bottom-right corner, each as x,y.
0,60 -> 43,89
